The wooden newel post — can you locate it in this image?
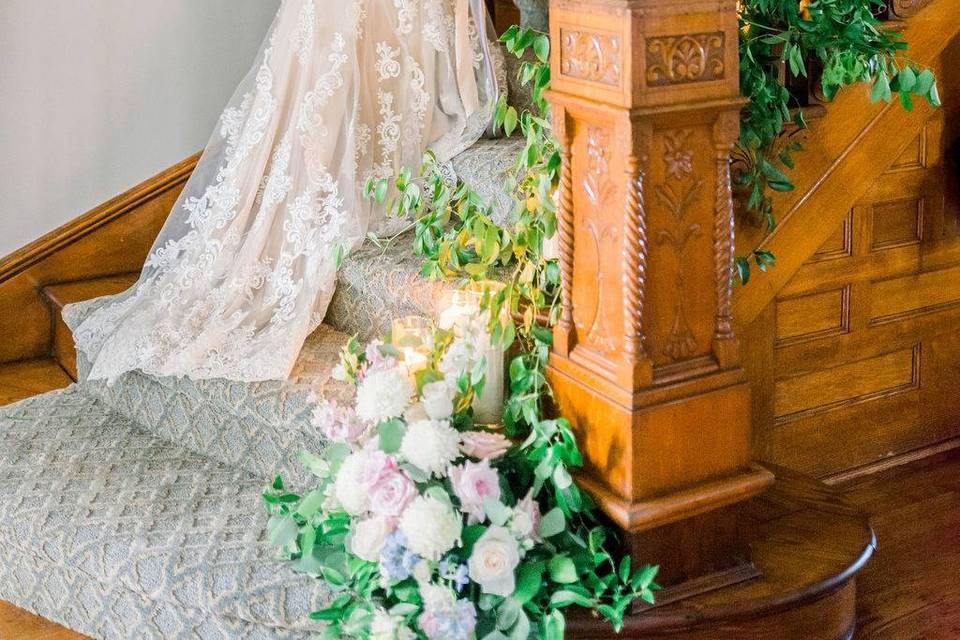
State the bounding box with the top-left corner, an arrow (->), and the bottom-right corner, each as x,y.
545,0 -> 775,590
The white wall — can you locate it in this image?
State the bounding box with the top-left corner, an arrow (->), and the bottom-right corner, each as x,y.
0,0 -> 281,256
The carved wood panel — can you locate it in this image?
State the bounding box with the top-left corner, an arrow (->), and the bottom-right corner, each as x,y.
746,116 -> 960,478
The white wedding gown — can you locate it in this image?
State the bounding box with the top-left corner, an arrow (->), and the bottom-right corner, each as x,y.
68,0 -> 500,382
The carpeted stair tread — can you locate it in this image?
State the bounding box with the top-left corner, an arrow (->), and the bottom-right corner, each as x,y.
0,386 -> 327,638
62,300 -> 352,482
327,136 -> 524,342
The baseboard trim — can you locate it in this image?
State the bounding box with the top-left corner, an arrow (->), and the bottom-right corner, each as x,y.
823,436 -> 960,485
0,152 -> 200,284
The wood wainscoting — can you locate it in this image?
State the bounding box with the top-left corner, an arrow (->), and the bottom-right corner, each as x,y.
744,110 -> 960,479
0,153 -> 197,366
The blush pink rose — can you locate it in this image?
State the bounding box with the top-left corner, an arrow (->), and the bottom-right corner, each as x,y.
369,470 -> 417,520
359,449 -> 399,488
450,459 -> 502,524
312,401 -> 366,444
511,490 -> 542,541
459,431 -> 512,460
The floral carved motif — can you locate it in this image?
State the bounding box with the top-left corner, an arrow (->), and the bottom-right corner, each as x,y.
575,126 -> 619,355
655,130 -> 703,361
559,29 -> 622,87
646,32 -> 725,87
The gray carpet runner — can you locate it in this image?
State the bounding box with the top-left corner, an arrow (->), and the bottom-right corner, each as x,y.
0,50 -> 525,638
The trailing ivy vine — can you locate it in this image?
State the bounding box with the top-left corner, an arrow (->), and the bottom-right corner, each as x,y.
735,0 -> 940,283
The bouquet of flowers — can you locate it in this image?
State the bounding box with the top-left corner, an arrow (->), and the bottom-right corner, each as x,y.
265,310 -> 659,639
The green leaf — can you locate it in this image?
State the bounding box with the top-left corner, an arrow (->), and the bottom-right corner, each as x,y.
549,589 -> 593,608
484,497 -> 511,526
267,515 -> 298,547
915,69 -> 935,96
898,66 -> 917,93
544,610 -> 566,640
513,561 -> 545,603
378,418 -> 406,453
295,490 -> 325,519
870,72 -> 891,103
539,507 -> 566,538
928,82 -> 942,107
533,35 -> 550,63
272,475 -> 284,491
548,555 -> 578,584
503,107 -> 519,137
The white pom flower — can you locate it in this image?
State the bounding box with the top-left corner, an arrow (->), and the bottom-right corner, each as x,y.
334,452 -> 371,515
400,420 -> 461,477
356,367 -> 413,424
398,496 -> 463,560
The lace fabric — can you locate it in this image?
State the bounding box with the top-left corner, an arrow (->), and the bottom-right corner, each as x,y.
67,0 -> 500,382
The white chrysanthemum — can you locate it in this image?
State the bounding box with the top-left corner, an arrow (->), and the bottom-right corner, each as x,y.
400,420 -> 461,477
355,367 -> 413,424
398,496 -> 462,560
334,451 -> 370,515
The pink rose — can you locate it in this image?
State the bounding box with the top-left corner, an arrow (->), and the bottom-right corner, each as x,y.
369,470 -> 417,520
360,449 -> 399,488
460,431 -> 512,460
511,490 -> 542,541
450,459 -> 502,524
312,401 -> 366,443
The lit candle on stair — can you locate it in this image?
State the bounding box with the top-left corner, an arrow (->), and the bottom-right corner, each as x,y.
392,316 -> 432,380
438,282 -> 505,426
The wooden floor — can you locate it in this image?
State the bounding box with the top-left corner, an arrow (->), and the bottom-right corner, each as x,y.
0,361 -> 958,639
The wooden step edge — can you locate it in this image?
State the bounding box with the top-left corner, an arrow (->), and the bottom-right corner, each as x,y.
565,467 -> 875,639
41,273 -> 139,310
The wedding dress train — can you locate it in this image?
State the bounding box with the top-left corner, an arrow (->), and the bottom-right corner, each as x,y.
67,0 -> 500,382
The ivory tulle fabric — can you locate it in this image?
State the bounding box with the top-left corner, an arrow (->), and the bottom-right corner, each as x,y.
67,0 -> 500,382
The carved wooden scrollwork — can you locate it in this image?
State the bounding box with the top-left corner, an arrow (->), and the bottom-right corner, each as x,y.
646,32 -> 726,87
559,29 -> 622,86
655,130 -> 703,361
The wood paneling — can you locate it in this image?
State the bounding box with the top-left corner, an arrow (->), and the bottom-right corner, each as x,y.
0,154 -> 194,364
871,198 -> 924,250
870,264 -> 960,324
775,287 -> 849,345
748,106 -> 960,478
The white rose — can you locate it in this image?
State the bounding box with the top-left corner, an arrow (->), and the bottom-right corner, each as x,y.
421,380 -> 455,420
468,525 -> 520,597
355,367 -> 413,424
350,517 -> 391,562
439,338 -> 477,380
398,496 -> 462,560
399,420 -> 461,477
334,452 -> 370,515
